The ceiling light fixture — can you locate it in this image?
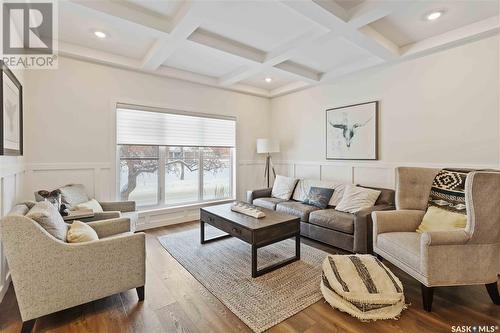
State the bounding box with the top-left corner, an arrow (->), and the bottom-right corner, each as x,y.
425,10 -> 443,21
94,30 -> 107,39
265,77 -> 272,83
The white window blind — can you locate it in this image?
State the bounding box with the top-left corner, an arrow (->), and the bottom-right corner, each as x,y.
117,106 -> 236,147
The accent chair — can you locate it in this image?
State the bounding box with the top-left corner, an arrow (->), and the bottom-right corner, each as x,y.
372,167 -> 500,311
1,203 -> 146,333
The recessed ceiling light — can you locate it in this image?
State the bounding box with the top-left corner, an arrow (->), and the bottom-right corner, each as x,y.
425,10 -> 443,21
94,30 -> 107,39
264,77 -> 272,83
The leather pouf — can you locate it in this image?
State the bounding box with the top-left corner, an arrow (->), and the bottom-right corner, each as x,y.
320,254 -> 407,321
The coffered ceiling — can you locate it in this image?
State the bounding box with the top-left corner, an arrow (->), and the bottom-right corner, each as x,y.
53,0 -> 499,97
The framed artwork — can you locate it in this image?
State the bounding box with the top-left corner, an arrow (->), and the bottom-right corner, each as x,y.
326,101 -> 378,160
0,60 -> 23,156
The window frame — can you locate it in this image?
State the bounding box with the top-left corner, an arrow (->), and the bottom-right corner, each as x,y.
115,104 -> 236,210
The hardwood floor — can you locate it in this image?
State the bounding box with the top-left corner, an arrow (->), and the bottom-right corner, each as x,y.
1,221 -> 499,333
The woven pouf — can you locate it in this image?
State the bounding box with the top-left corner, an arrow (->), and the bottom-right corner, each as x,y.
320,254 -> 407,321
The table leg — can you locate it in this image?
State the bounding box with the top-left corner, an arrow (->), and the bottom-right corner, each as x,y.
295,234 -> 301,260
252,245 -> 258,278
200,220 -> 205,244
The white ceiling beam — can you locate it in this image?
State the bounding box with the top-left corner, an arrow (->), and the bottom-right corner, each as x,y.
400,15 -> 500,58
69,0 -> 170,34
188,28 -> 266,63
218,29 -> 327,86
141,1 -> 200,71
58,41 -> 270,98
270,81 -> 313,97
274,61 -> 321,81
347,1 -> 406,28
281,0 -> 400,61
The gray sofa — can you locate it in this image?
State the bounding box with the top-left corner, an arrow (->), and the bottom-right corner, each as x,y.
247,179 -> 395,253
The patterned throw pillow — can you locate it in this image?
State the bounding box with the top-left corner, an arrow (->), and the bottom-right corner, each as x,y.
303,187 -> 335,209
417,168 -> 472,233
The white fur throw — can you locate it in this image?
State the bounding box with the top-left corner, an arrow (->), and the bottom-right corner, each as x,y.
321,254 -> 406,321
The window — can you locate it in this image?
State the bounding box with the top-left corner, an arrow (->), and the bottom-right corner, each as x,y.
117,105 -> 235,209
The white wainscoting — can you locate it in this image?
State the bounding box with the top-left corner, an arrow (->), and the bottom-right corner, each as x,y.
273,160 -> 500,190
24,161 -> 266,231
0,164 -> 26,301
22,160 -> 499,233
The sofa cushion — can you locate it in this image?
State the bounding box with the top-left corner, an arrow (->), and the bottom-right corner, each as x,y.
26,201 -> 68,241
292,179 -> 348,206
276,201 -> 320,221
309,209 -> 355,234
335,186 -> 381,213
60,184 -> 89,208
253,197 -> 287,210
271,175 -> 298,200
376,232 -> 421,272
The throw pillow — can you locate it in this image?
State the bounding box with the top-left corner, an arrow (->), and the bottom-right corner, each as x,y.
73,199 -> 104,213
26,201 -> 68,241
271,175 -> 299,200
416,168 -> 470,233
335,186 -> 381,213
67,221 -> 99,243
417,206 -> 467,233
60,184 -> 89,208
303,187 -> 335,209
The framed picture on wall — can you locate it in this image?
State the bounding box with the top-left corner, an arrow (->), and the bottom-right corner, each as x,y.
326,101 -> 378,160
0,60 -> 23,156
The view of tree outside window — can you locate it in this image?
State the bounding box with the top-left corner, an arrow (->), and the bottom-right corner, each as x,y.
119,145 -> 233,208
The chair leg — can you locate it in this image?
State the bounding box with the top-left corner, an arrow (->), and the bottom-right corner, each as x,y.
136,286 -> 145,301
421,284 -> 434,312
20,319 -> 36,333
485,282 -> 500,305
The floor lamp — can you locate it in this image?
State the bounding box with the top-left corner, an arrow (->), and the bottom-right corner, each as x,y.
256,139 -> 280,188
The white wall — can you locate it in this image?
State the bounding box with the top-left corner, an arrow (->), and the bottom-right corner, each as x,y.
24,56 -> 270,229
0,65 -> 26,301
270,35 -> 500,188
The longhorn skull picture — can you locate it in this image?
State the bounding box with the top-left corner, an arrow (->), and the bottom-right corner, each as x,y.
326,101 -> 378,160
329,115 -> 372,148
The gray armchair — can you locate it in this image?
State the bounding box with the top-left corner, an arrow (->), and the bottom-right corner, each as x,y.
372,167 -> 500,311
35,184 -> 137,225
1,203 -> 146,333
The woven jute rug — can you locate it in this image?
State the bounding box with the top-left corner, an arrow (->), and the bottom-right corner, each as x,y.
158,226 -> 328,332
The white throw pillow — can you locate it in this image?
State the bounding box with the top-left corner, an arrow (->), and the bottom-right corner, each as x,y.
335,186 -> 381,213
67,221 -> 99,243
73,199 -> 104,213
271,175 -> 299,200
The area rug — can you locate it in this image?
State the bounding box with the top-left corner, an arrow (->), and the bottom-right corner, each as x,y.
158,226 -> 329,332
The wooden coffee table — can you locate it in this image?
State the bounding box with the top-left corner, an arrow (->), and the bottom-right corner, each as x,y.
200,203 -> 300,278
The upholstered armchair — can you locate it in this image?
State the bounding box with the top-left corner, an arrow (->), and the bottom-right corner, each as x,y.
35,184 -> 138,225
372,167 -> 500,311
1,203 -> 146,333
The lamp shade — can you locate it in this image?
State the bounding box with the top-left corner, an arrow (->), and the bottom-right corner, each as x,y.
256,138 -> 280,154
